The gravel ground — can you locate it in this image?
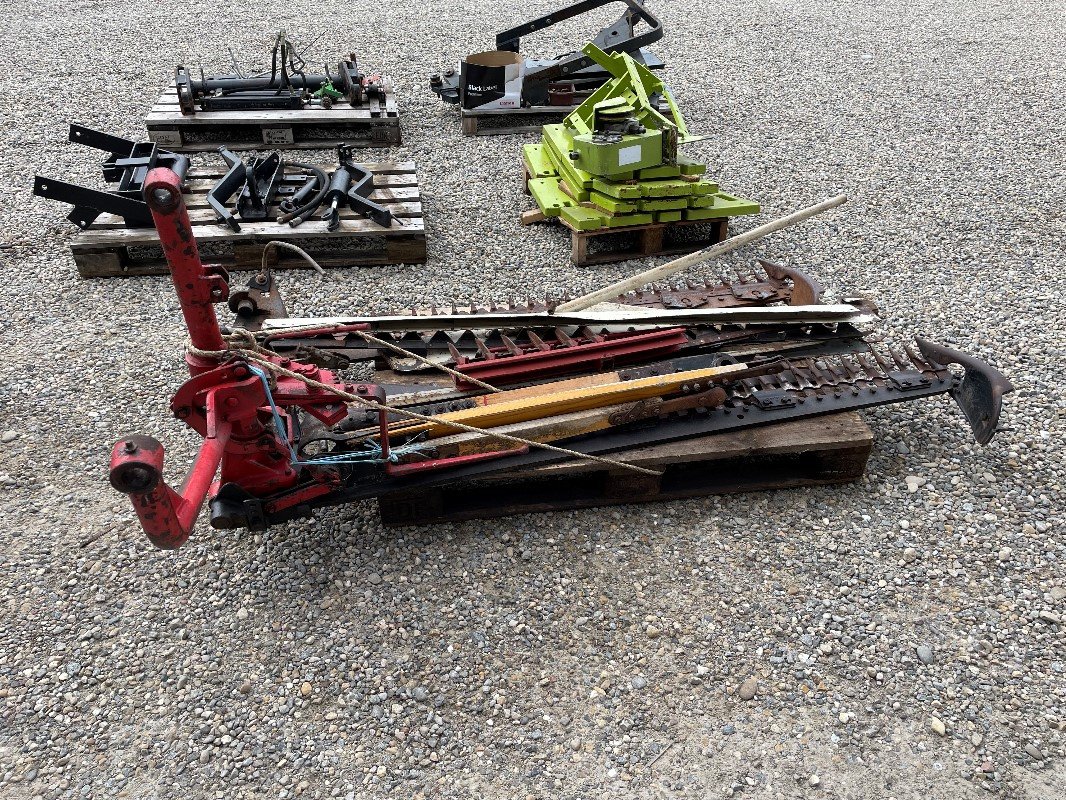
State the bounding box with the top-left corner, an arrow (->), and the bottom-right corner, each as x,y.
0,1 -> 1063,798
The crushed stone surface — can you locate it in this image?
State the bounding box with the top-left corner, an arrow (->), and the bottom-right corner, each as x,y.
0,1 -> 1063,798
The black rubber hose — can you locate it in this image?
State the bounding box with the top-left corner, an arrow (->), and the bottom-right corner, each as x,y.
277,162 -> 329,225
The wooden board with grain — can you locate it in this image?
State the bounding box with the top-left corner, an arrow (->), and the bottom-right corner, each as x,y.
69,161 -> 425,277
145,83 -> 401,152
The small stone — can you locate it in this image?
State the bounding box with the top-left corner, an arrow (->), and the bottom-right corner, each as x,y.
930,716 -> 947,736
630,676 -> 648,690
1051,586 -> 1066,602
367,573 -> 383,585
646,625 -> 662,639
239,681 -> 252,695
570,738 -> 582,751
903,546 -> 919,563
997,547 -> 1012,562
808,775 -> 820,787
916,645 -> 935,665
971,732 -> 983,746
1038,611 -> 1061,624
738,677 -> 758,701
1025,743 -> 1044,760
300,682 -> 312,697
236,607 -> 249,620
1,431 -> 16,443
721,724 -> 735,735
838,712 -> 849,723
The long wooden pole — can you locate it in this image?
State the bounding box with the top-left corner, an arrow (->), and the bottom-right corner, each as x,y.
555,195 -> 848,313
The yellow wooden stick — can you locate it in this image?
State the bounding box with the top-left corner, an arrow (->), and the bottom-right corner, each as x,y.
389,363 -> 746,440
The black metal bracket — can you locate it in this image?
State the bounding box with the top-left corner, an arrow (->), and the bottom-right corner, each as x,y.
33,125 -> 190,229
429,0 -> 663,108
207,149 -> 283,232
320,147 -> 393,230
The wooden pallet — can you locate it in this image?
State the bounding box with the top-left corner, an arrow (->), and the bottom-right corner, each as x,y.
145,84 -> 401,152
460,105 -> 577,136
377,412 -> 873,526
562,216 -> 728,266
69,161 -> 425,277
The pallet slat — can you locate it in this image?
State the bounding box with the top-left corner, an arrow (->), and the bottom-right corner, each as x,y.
68,161 -> 426,277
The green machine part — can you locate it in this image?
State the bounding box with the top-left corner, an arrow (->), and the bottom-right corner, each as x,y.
524,42 -> 760,231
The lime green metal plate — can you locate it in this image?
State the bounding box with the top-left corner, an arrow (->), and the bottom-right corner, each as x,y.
638,196 -> 688,211
589,191 -> 638,214
528,178 -> 574,217
523,143 -> 558,179
592,178 -> 642,199
656,210 -> 684,223
560,206 -> 605,231
601,211 -> 654,228
683,192 -> 761,220
637,163 -> 682,179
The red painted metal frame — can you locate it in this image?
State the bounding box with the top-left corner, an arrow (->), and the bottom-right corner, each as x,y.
453,327 -> 689,389
109,167 -> 370,549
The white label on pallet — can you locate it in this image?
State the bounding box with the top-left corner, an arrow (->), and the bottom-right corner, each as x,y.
150,129 -> 183,147
618,144 -> 643,167
263,127 -> 295,145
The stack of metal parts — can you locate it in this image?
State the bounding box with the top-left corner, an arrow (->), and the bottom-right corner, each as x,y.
429,0 -> 664,111
207,145 -> 393,232
33,125 -> 190,228
175,31 -> 384,114
524,44 -> 759,231
108,169 -> 1011,548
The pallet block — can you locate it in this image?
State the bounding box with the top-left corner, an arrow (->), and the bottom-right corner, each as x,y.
377,412 -> 873,526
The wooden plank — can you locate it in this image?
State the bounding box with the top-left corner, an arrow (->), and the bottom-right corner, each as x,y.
565,217 -> 728,267
182,173 -> 416,191
189,161 -> 416,178
73,232 -> 429,277
377,413 -> 874,526
146,136 -> 396,153
70,217 -> 425,250
145,85 -> 402,151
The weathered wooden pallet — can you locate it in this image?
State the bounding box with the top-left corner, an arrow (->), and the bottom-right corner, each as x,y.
520,162 -> 731,265
460,105 -> 577,136
561,216 -> 729,266
69,162 -> 425,277
377,412 -> 873,526
145,84 -> 401,152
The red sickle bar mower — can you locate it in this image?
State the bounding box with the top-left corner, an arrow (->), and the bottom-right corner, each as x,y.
108,169 -> 1012,550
